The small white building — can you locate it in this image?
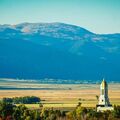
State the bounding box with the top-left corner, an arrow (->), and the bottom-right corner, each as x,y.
96,78 -> 114,112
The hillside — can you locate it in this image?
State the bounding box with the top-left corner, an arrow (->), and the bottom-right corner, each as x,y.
0,23 -> 120,81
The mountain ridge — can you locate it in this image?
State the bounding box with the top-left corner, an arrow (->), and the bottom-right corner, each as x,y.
1,22 -> 120,34
0,22 -> 120,81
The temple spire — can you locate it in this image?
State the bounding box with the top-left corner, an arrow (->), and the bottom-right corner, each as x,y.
96,78 -> 113,112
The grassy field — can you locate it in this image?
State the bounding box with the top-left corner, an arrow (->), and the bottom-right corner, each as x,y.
0,89 -> 120,109
0,80 -> 120,110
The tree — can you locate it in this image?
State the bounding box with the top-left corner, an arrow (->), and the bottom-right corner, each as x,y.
2,98 -> 13,103
76,107 -> 87,120
25,116 -> 31,120
86,109 -> 92,119
76,102 -> 82,108
95,95 -> 99,101
40,108 -> 49,120
34,110 -> 41,120
2,96 -> 41,104
66,111 -> 76,120
0,101 -> 14,120
112,105 -> 120,118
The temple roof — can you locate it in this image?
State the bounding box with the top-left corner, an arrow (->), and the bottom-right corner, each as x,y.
101,78 -> 107,88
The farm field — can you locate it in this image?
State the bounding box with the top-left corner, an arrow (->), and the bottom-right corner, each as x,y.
0,82 -> 120,110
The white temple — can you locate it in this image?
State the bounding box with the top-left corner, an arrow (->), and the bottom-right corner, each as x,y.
96,78 -> 113,112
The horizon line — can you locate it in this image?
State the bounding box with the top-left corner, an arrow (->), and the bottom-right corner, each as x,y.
0,21 -> 120,35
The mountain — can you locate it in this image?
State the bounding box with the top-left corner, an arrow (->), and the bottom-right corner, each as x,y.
0,22 -> 120,82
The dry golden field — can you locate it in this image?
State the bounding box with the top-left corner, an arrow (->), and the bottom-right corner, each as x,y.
0,83 -> 120,109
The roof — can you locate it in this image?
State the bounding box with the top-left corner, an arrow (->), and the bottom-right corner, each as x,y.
101,78 -> 107,88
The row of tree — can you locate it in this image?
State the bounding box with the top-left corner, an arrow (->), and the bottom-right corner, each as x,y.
0,101 -> 66,120
66,103 -> 120,120
0,101 -> 120,120
2,96 -> 40,104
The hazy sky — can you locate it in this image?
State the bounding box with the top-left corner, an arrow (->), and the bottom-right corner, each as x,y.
0,0 -> 120,33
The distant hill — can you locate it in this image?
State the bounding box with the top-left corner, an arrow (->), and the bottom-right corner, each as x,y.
0,22 -> 120,81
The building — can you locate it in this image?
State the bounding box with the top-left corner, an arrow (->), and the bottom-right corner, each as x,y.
96,78 -> 113,112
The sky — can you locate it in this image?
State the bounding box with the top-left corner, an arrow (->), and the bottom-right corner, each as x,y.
0,0 -> 120,34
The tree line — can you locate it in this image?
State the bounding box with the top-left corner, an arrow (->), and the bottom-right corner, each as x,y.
0,99 -> 120,120
0,101 -> 66,120
2,96 -> 40,104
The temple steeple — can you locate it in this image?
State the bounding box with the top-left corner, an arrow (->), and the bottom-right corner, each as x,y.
96,78 -> 113,112
99,78 -> 110,106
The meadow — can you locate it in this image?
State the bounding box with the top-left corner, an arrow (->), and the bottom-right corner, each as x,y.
0,79 -> 120,110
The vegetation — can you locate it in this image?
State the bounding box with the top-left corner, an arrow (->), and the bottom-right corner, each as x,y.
0,100 -> 120,120
66,103 -> 120,120
0,101 -> 41,120
2,96 -> 40,104
0,101 -> 65,120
